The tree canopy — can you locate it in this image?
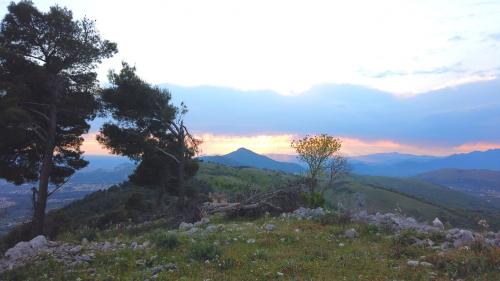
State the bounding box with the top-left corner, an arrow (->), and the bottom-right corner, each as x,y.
0,0 -> 117,234
291,134 -> 342,194
98,63 -> 200,205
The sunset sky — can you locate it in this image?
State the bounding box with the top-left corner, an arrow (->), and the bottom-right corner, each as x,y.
4,0 -> 500,157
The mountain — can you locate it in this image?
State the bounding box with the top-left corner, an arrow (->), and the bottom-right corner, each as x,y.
200,148 -> 305,174
351,152 -> 438,165
350,149 -> 500,177
69,163 -> 135,185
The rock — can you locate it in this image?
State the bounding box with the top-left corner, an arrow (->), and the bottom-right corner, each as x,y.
5,241 -> 34,260
185,227 -> 199,235
246,239 -> 256,244
194,218 -> 210,227
264,224 -> 277,231
78,255 -> 92,262
440,241 -> 451,250
420,262 -> 433,268
81,238 -> 89,245
29,235 -> 48,251
151,265 -> 164,275
407,260 -> 419,267
453,230 -> 475,248
69,246 -> 82,254
102,241 -> 112,251
344,228 -> 358,239
432,218 -> 444,230
495,232 -> 500,240
130,241 -> 138,250
164,263 -> 177,270
179,222 -> 194,231
204,225 -> 218,233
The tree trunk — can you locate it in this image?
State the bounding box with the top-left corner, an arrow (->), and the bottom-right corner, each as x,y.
32,76 -> 60,236
176,158 -> 185,208
176,126 -> 186,209
32,101 -> 56,235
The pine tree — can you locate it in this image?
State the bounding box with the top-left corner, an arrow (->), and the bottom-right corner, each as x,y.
0,1 -> 117,235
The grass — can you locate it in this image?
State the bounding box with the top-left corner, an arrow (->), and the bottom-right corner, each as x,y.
3,215 -> 499,281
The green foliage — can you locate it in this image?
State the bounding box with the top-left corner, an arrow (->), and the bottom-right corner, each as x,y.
150,231 -> 180,250
125,193 -> 148,211
303,191 -> 326,208
98,63 -> 201,204
187,241 -> 222,261
291,134 -> 342,193
389,230 -> 424,259
0,0 -> 116,235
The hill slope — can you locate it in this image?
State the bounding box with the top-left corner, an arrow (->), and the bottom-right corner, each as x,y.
200,148 -> 304,174
414,169 -> 500,205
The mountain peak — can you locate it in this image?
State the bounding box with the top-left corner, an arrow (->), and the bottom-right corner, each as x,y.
200,147 -> 304,174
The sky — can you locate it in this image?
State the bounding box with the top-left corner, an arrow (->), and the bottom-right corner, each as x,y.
3,0 -> 500,157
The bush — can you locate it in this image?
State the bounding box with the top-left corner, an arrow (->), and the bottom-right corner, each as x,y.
95,209 -> 128,229
187,242 -> 222,261
151,231 -> 180,250
303,192 -> 326,208
125,193 -> 147,211
390,230 -> 424,259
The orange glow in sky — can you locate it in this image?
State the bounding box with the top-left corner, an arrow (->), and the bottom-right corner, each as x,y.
81,132 -> 500,157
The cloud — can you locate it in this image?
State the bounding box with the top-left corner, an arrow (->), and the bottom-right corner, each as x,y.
368,64 -> 465,79
489,33 -> 500,41
453,142 -> 500,153
448,35 -> 465,42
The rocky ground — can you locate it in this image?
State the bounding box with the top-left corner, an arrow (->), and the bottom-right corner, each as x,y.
1,208 -> 499,280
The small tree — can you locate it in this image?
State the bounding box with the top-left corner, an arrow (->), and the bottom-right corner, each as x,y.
0,1 -> 116,235
291,134 -> 342,195
98,63 -> 201,208
322,154 -> 350,196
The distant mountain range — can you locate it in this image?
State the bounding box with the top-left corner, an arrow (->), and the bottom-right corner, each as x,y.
199,148 -> 305,174
349,149 -> 500,177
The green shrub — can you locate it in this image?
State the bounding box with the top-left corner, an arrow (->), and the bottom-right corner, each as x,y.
389,230 -> 423,259
151,231 -> 180,250
75,227 -> 98,242
125,193 -> 147,211
95,209 -> 128,229
302,191 -> 326,208
187,242 -> 222,261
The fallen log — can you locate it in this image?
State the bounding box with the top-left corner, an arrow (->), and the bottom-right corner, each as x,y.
201,187 -> 303,216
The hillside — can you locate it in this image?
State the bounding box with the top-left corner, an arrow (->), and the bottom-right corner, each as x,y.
2,209 -> 500,280
326,179 -> 500,229
415,169 -> 500,192
352,175 -> 499,212
200,148 -> 305,174
414,169 -> 500,205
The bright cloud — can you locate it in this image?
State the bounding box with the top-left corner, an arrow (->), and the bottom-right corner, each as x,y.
81,132 -> 500,157
7,0 -> 500,95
